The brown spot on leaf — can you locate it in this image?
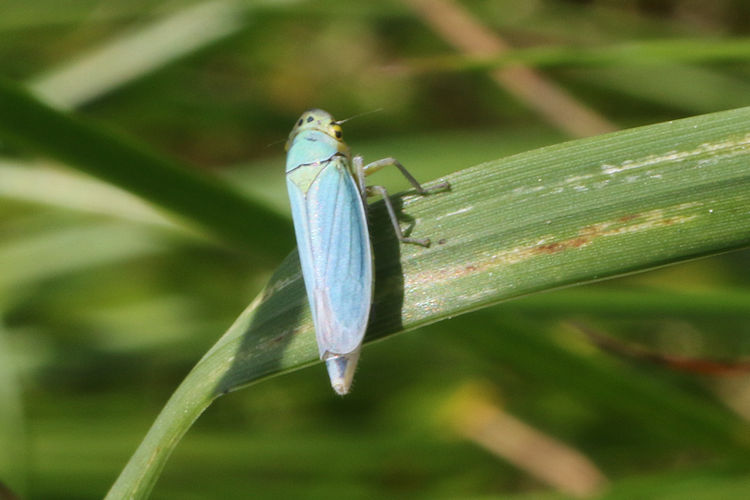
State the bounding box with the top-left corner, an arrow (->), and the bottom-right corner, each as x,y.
533,236 -> 591,255
407,204 -> 699,287
535,242 -> 565,254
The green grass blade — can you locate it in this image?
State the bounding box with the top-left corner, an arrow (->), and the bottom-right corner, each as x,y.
502,462 -> 750,500
108,106 -> 750,498
504,288 -> 750,317
406,38 -> 750,74
573,65 -> 750,114
0,223 -> 167,292
28,1 -> 245,109
0,160 -> 180,229
460,314 -> 745,452
0,321 -> 25,497
0,78 -> 293,258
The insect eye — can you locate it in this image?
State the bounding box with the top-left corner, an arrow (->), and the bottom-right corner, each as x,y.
331,124 -> 343,140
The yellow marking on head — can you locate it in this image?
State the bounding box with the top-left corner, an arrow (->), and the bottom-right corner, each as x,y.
286,109 -> 346,151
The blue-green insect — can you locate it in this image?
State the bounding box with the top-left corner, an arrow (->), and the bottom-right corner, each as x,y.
285,109 -> 448,395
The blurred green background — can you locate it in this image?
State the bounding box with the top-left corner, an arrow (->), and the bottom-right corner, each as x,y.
1,0 -> 750,498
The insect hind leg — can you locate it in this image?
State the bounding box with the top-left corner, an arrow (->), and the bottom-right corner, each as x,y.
367,184 -> 430,247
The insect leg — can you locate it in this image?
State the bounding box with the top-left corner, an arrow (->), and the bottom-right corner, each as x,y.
353,155 -> 368,198
360,157 -> 450,194
366,184 -> 431,247
353,155 -> 448,247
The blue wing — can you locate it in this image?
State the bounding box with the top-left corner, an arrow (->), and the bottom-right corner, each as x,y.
287,155 -> 372,358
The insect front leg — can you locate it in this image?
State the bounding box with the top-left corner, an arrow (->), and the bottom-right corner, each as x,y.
360,157 -> 450,195
353,155 -> 368,198
353,155 -> 448,247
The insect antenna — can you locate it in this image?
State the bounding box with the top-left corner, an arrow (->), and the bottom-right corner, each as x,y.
265,137 -> 288,149
335,108 -> 384,125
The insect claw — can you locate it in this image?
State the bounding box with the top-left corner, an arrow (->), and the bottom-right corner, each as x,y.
430,180 -> 451,193
403,236 -> 431,247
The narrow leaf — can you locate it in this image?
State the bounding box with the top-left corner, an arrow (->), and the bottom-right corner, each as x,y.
0,78 -> 293,258
109,107 -> 750,498
402,38 -> 750,74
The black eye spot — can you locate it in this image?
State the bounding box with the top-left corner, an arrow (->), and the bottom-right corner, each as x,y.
306,116 -> 314,123
335,130 -> 342,139
298,119 -> 303,126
